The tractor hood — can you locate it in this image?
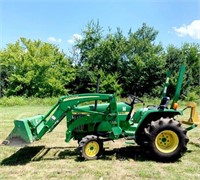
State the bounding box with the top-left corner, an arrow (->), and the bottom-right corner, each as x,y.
75,102 -> 131,113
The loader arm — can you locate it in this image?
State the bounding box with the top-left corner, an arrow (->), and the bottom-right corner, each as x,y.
36,93 -> 116,140
2,93 -> 117,146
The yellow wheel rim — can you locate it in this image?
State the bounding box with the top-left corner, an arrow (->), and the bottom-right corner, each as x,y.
155,130 -> 179,153
85,141 -> 100,157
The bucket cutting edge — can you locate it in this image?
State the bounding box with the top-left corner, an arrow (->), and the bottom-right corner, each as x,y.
1,115 -> 45,146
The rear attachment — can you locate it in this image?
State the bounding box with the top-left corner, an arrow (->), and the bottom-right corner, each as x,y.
2,115 -> 45,146
182,102 -> 200,131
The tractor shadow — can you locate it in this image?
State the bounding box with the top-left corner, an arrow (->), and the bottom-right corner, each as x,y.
0,146 -> 78,166
0,145 -> 151,166
102,146 -> 150,161
1,146 -> 45,165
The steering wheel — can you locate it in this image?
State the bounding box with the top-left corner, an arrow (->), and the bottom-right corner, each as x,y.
128,94 -> 144,105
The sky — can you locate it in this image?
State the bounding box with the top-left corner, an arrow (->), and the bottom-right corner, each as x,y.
0,0 -> 200,54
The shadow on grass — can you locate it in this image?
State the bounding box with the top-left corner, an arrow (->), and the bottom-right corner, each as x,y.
1,146 -> 45,166
189,141 -> 200,148
101,146 -> 150,161
1,145 -> 150,166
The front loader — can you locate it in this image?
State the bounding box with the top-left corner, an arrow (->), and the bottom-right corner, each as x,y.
2,65 -> 200,162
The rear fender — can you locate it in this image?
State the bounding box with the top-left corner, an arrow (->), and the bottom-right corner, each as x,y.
134,109 -> 182,136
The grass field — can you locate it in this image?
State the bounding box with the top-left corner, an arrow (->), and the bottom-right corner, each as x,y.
0,104 -> 200,180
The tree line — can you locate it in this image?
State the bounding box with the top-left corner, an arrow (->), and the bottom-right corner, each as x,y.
0,21 -> 199,100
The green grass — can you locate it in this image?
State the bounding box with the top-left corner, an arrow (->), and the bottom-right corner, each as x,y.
0,96 -> 58,106
0,104 -> 200,180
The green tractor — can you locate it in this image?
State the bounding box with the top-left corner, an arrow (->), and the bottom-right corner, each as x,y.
2,65 -> 199,162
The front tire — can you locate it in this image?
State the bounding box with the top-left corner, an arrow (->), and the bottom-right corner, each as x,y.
144,118 -> 189,162
78,135 -> 103,160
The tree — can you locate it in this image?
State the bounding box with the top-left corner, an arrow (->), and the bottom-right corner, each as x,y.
165,43 -> 200,100
124,23 -> 166,97
88,70 -> 123,96
73,21 -> 125,95
1,22 -> 198,100
75,20 -> 103,66
73,22 -> 168,97
0,38 -> 75,97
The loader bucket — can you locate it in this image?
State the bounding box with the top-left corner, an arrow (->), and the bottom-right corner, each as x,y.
2,115 -> 45,146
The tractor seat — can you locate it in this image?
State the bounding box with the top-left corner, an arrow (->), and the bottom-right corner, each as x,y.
147,97 -> 170,110
158,97 -> 170,110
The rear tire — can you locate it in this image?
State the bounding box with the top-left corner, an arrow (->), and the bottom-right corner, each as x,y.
78,135 -> 103,160
144,118 -> 189,162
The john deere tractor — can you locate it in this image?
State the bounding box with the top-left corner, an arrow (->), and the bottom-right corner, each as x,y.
2,65 -> 199,162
